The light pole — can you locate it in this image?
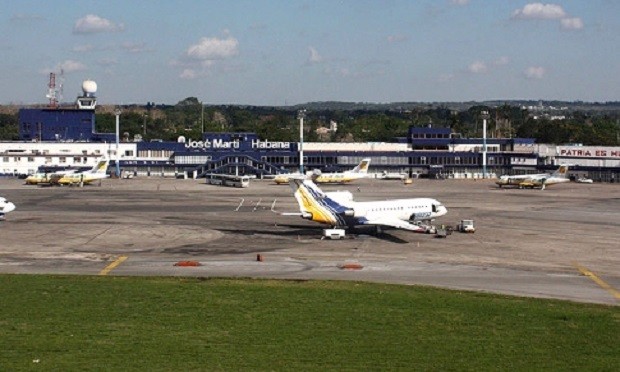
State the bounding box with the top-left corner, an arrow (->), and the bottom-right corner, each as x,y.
481,110 -> 489,178
114,108 -> 121,178
298,109 -> 306,174
143,113 -> 147,136
201,101 -> 204,134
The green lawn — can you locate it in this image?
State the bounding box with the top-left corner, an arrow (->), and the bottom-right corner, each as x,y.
0,275 -> 618,371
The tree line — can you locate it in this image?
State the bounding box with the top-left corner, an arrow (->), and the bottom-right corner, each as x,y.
1,98 -> 618,146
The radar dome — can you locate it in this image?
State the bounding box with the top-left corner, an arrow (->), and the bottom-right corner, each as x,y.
82,80 -> 98,95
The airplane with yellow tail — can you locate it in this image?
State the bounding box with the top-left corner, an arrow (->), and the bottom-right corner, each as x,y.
52,157 -> 110,185
274,158 -> 371,184
285,172 -> 447,234
496,165 -> 570,190
25,168 -> 77,185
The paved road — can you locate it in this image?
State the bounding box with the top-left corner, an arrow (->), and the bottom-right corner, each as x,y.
1,177 -> 618,305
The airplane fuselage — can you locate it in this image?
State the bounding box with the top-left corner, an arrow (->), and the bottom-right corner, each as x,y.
341,198 -> 447,226
54,173 -> 108,185
299,190 -> 446,228
275,158 -> 371,185
25,170 -> 76,185
0,197 -> 16,218
496,175 -> 569,188
315,173 -> 366,184
275,172 -> 366,184
496,165 -> 570,189
25,173 -> 52,185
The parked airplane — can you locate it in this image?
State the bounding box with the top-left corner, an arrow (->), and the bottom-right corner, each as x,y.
25,169 -> 78,185
496,165 -> 570,190
0,196 -> 16,220
52,158 -> 110,185
274,158 -> 371,184
286,173 -> 447,234
378,170 -> 408,180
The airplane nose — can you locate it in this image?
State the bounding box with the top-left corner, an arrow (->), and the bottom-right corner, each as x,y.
5,202 -> 15,213
439,205 -> 447,216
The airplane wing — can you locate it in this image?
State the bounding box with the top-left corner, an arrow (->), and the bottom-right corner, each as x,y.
360,216 -> 428,233
269,199 -> 306,217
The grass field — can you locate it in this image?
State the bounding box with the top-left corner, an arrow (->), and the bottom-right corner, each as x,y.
0,275 -> 618,371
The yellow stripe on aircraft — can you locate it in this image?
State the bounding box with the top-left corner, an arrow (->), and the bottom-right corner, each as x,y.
297,187 -> 338,225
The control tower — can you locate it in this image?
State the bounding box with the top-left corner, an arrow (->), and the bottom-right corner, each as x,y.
76,80 -> 97,110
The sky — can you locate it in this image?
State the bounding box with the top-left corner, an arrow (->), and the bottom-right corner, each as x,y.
1,1 -> 618,106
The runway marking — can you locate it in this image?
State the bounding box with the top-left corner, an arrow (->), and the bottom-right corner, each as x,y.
99,255 -> 128,276
573,262 -> 620,301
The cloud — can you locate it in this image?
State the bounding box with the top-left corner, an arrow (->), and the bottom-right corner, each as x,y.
511,3 -> 584,30
463,57 -> 509,76
438,73 -> 455,82
97,58 -> 117,67
450,0 -> 470,5
387,34 -> 407,43
493,56 -> 510,66
524,66 -> 545,79
40,60 -> 87,75
177,33 -> 238,79
511,3 -> 566,20
180,69 -> 199,80
72,44 -> 94,53
249,23 -> 267,31
561,17 -> 584,30
185,35 -> 239,61
308,46 -> 323,64
59,60 -> 87,73
468,61 -> 488,74
121,42 -> 151,53
10,14 -> 45,22
73,14 -> 124,34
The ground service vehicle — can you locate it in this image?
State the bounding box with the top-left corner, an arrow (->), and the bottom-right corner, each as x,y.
323,228 -> 346,240
457,219 -> 475,233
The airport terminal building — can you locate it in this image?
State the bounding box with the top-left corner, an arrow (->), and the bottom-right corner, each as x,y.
2,103 -> 619,182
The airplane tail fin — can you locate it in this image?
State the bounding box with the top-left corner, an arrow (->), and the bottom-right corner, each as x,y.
551,165 -> 570,178
288,177 -> 348,226
90,157 -> 110,174
350,158 -> 371,174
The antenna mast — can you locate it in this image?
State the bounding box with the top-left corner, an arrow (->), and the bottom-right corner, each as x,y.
46,72 -> 58,108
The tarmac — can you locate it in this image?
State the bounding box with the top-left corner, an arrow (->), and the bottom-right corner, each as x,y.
1,176 -> 618,306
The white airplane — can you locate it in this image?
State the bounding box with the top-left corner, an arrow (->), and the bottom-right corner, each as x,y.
274,158 -> 371,184
378,170 -> 408,180
496,165 -> 570,190
0,196 -> 16,220
286,173 -> 447,233
52,158 -> 110,185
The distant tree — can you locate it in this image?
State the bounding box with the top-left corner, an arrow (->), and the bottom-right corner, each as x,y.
588,118 -> 619,146
0,113 -> 18,140
516,117 -> 538,139
176,97 -> 200,106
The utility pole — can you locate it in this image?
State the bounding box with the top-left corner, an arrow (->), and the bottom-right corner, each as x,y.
114,108 -> 121,178
201,102 -> 205,134
298,109 -> 306,174
481,110 -> 489,178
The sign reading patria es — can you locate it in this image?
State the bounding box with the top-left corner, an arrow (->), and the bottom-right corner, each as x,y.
558,147 -> 620,158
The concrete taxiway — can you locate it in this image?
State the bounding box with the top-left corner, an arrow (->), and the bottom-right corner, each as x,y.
0,177 -> 618,305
